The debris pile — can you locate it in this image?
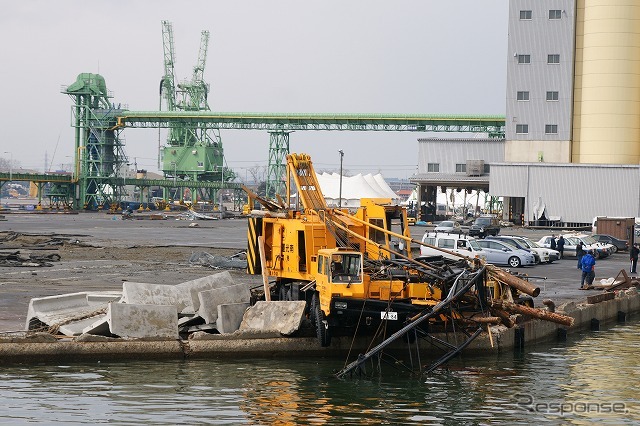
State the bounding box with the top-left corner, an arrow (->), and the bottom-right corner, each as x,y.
25,272 -> 305,340
189,251 -> 247,269
0,251 -> 61,267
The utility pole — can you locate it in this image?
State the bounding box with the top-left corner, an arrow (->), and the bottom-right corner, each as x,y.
338,150 -> 344,209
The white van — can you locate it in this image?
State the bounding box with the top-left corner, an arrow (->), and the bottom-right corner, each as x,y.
419,232 -> 486,261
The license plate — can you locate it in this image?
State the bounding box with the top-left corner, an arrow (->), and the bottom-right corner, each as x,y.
381,311 -> 397,320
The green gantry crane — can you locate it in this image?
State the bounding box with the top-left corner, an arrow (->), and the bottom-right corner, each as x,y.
159,20 -> 235,203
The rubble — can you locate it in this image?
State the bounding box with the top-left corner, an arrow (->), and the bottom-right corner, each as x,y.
24,271 -> 294,340
188,251 -> 247,269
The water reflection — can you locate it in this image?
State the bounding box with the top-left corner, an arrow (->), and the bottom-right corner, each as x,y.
0,320 -> 638,424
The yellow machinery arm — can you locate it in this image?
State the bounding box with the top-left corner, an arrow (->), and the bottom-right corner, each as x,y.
286,153 -> 328,211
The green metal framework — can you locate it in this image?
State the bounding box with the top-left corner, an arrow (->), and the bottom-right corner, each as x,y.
159,21 -> 234,194
62,73 -> 129,210
112,111 -> 506,135
265,131 -> 290,199
112,111 -> 505,200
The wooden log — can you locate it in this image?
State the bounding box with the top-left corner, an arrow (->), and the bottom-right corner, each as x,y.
487,266 -> 540,297
491,308 -> 515,328
491,300 -> 574,327
586,292 -> 615,304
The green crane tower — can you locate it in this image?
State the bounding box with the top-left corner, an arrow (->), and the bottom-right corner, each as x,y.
63,73 -> 128,210
160,21 -> 234,204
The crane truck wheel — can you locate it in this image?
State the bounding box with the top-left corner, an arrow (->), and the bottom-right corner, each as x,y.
311,292 -> 331,347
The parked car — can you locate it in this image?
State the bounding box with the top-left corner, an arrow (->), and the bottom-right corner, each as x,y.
486,235 -> 548,264
420,232 -> 486,261
519,236 -> 560,262
536,234 -> 612,259
476,239 -> 536,268
468,215 -> 501,238
572,234 -> 614,258
592,234 -> 629,252
433,220 -> 461,233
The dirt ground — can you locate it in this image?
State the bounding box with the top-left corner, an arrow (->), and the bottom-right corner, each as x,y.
0,229 -> 260,332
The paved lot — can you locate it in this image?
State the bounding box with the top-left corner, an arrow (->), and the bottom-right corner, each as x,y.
0,212 -> 633,332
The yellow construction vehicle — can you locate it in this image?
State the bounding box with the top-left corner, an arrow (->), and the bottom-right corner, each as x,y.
244,153 -> 551,348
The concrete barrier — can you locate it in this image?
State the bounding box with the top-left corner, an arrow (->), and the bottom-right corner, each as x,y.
216,302 -> 250,334
121,282 -> 189,313
239,301 -> 307,335
178,271 -> 235,313
197,283 -> 251,324
25,292 -> 116,333
83,303 -> 179,339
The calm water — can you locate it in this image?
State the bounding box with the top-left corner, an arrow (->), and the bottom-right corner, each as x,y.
1,321 -> 639,425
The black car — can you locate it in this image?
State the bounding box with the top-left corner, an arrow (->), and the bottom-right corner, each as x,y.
468,216 -> 501,238
592,234 -> 629,252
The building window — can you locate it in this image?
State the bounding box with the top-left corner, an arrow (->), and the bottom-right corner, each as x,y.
546,91 -> 559,101
517,54 -> 531,64
517,91 -> 530,101
547,54 -> 560,64
427,163 -> 440,173
516,124 -> 529,134
545,124 -> 558,134
549,10 -> 562,19
520,10 -> 532,20
455,163 -> 466,173
483,164 -> 491,174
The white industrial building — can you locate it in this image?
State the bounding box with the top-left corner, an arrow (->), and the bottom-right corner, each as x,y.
411,1 -> 640,227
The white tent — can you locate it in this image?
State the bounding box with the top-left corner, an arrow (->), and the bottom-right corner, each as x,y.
314,173 -> 399,208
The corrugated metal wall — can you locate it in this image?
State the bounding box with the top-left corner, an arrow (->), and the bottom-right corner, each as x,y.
505,0 -> 575,142
417,139 -> 504,174
491,163 -> 640,223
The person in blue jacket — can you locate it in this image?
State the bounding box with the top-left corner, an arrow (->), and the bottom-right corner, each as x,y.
580,250 -> 596,289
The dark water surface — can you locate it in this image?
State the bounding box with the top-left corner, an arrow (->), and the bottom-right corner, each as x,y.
1,321 -> 639,425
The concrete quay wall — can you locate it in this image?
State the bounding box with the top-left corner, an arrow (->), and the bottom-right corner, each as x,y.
1,289 -> 638,364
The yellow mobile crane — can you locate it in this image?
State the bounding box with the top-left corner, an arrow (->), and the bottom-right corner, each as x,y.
244,153 -> 564,353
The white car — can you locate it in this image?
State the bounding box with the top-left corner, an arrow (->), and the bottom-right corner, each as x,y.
433,220 -> 461,233
420,232 -> 486,261
537,235 -> 609,258
517,236 -> 559,263
476,239 -> 536,268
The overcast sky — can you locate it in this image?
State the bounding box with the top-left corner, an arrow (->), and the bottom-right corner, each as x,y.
0,0 -> 507,179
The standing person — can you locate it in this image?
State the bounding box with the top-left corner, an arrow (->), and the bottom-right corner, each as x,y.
557,235 -> 565,259
580,250 -> 596,289
631,243 -> 639,274
550,235 -> 557,251
576,241 -> 585,269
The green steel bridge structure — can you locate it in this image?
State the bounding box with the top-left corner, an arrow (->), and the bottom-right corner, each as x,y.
0,107 -> 505,211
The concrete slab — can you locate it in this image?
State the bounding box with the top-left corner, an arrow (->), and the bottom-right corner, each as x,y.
25,292 -> 110,331
239,301 -> 307,335
121,282 -> 190,313
58,316 -> 107,337
121,272 -> 236,315
198,283 -> 251,324
177,271 -> 236,313
216,302 -> 250,334
83,302 -> 179,339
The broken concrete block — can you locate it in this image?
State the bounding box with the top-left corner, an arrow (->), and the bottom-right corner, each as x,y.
239,301 -> 307,335
25,292 -> 112,332
216,302 -> 250,334
177,271 -> 236,313
198,283 -> 251,324
122,282 -> 189,313
83,302 -> 178,339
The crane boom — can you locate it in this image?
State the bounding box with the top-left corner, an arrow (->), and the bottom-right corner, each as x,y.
161,20 -> 177,111
193,30 -> 209,83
